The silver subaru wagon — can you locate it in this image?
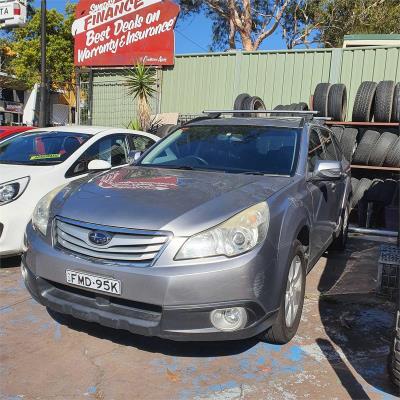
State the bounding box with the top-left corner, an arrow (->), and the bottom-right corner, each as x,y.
22,112 -> 351,343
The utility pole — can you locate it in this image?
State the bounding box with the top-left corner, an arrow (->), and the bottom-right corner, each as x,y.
38,0 -> 47,127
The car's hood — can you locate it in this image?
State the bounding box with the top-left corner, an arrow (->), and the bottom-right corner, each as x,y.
0,163 -> 55,183
56,167 -> 292,236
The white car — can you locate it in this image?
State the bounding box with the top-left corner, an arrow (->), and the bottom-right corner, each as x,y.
0,125 -> 159,256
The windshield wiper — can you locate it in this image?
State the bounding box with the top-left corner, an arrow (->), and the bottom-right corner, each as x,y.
242,171 -> 265,175
158,165 -> 195,170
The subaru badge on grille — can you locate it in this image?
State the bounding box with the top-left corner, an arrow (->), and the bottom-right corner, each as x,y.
88,230 -> 113,246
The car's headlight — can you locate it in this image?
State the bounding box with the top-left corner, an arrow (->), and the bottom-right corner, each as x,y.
0,177 -> 30,205
32,185 -> 67,236
175,202 -> 269,260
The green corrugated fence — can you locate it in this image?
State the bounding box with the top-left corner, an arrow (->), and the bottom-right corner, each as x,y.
88,46 -> 400,127
160,46 -> 400,116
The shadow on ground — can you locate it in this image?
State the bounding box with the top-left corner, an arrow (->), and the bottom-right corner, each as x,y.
318,237 -> 398,397
0,255 -> 21,268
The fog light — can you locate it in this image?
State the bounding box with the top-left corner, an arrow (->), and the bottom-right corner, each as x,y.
210,307 -> 247,331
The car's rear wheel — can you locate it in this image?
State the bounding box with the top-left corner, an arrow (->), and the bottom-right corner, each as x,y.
262,240 -> 306,344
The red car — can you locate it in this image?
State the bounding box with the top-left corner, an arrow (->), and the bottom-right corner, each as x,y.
0,126 -> 34,141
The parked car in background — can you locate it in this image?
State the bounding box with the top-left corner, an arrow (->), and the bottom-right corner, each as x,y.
0,126 -> 158,256
0,126 -> 34,141
22,112 -> 351,343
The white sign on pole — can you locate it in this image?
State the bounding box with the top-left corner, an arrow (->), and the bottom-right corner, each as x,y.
0,0 -> 27,28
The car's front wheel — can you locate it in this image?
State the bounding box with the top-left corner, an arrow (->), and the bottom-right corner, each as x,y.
262,240 -> 306,344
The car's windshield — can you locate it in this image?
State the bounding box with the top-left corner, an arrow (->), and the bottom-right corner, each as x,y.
140,125 -> 300,175
0,131 -> 91,165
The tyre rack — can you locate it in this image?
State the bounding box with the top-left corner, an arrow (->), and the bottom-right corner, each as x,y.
327,120 -> 400,241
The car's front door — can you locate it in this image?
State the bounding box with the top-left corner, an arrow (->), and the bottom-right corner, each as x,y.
318,127 -> 347,228
306,127 -> 338,262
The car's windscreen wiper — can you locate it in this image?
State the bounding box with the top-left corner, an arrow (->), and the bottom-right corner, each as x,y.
166,165 -> 195,170
242,171 -> 266,175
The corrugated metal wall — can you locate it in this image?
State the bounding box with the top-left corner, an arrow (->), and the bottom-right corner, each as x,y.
88,46 -> 400,126
160,46 -> 400,115
90,70 -> 160,128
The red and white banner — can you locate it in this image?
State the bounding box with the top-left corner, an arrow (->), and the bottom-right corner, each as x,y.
72,0 -> 180,67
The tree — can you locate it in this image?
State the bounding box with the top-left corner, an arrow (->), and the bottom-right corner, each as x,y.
310,0 -> 400,48
125,64 -> 157,132
178,1 -> 291,51
1,3 -> 75,89
178,0 -> 400,51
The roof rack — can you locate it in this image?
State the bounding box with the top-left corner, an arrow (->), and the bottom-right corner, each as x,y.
202,110 -> 319,116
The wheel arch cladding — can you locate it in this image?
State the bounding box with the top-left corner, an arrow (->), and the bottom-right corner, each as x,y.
277,202 -> 311,272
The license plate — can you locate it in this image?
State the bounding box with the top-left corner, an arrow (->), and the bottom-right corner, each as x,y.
66,269 -> 121,295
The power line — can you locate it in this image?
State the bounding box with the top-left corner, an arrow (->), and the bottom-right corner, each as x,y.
175,29 -> 208,52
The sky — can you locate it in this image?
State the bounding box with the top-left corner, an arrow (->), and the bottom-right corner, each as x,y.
32,0 -> 287,54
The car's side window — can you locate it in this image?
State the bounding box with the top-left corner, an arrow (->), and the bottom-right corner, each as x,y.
66,135 -> 129,178
308,128 -> 325,172
130,135 -> 155,152
319,128 -> 339,161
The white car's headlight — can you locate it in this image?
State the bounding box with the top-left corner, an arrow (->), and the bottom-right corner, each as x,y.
0,177 -> 30,205
176,202 -> 269,260
32,185 -> 67,236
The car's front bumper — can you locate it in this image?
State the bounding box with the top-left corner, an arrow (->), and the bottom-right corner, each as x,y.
0,197 -> 33,256
23,223 -> 282,341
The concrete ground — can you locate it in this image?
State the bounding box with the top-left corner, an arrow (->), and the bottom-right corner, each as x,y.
0,235 -> 398,400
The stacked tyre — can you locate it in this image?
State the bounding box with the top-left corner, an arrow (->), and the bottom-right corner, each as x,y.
331,126 -> 358,163
352,80 -> 400,122
351,178 -> 399,227
313,83 -> 347,121
233,93 -> 266,117
352,130 -> 400,167
271,102 -> 309,116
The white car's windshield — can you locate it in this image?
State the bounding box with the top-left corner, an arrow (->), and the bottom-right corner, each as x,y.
140,125 -> 300,175
0,131 -> 91,165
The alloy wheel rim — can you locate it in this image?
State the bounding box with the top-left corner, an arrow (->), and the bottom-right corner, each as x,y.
284,255 -> 303,328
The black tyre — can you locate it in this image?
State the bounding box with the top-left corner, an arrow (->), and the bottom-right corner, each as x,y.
313,83 -> 331,117
384,136 -> 400,167
392,83 -> 400,122
365,178 -> 397,206
352,81 -> 377,122
328,83 -> 347,121
339,127 -> 358,163
350,177 -> 360,209
330,202 -> 350,251
243,96 -> 266,117
374,81 -> 396,122
331,126 -> 345,143
352,130 -> 380,165
352,177 -> 372,208
297,102 -> 309,111
263,240 -> 306,345
233,93 -> 251,110
156,124 -> 176,138
368,132 -> 398,166
271,104 -> 284,117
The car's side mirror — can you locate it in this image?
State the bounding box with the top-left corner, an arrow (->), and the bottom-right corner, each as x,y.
128,150 -> 142,164
310,160 -> 342,181
87,159 -> 112,171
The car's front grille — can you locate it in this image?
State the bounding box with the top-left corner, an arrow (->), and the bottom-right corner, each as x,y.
54,217 -> 170,266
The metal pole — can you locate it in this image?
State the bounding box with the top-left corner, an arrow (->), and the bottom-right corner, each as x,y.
38,0 -> 47,127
